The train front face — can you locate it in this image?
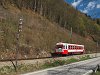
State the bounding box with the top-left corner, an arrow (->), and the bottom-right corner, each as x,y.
55,43 -> 68,55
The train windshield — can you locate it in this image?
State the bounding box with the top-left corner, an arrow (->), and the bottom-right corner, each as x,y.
56,45 -> 65,49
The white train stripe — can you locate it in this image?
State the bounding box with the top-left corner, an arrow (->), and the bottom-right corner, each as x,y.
68,50 -> 83,52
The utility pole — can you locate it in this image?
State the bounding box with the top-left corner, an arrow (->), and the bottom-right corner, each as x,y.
96,42 -> 99,57
15,18 -> 23,71
70,27 -> 72,43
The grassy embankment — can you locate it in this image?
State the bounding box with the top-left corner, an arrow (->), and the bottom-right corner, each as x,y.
0,55 -> 91,75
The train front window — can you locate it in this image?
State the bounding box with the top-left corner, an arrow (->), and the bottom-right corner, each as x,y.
56,45 -> 65,49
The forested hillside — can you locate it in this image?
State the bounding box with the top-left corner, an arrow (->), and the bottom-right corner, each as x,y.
1,0 -> 100,36
0,0 -> 100,59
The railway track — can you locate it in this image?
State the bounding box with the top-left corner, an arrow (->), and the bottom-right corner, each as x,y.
0,56 -> 52,62
0,53 -> 100,69
0,52 -> 82,62
0,53 -> 99,62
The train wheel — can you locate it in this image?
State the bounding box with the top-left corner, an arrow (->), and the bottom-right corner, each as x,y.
62,54 -> 67,57
80,52 -> 84,54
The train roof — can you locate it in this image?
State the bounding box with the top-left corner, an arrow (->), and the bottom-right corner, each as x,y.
56,42 -> 84,46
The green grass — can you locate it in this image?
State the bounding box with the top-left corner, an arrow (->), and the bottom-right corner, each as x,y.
42,56 -> 91,69
95,71 -> 100,75
79,55 -> 91,61
66,58 -> 79,63
42,60 -> 67,68
93,71 -> 100,75
0,66 -> 15,75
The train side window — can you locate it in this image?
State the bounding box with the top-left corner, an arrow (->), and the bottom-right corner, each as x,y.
69,46 -> 71,49
73,46 -> 75,49
63,46 -> 65,49
76,46 -> 77,49
74,46 -> 75,49
68,46 -> 70,49
77,46 -> 78,49
66,46 -> 67,49
71,46 -> 72,49
73,46 -> 74,49
78,47 -> 79,49
64,45 -> 66,49
72,46 -> 73,49
70,46 -> 71,49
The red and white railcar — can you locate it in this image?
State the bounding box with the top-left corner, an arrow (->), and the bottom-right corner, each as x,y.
55,42 -> 85,55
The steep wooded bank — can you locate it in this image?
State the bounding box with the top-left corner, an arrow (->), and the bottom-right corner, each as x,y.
1,0 -> 99,42
0,0 -> 99,59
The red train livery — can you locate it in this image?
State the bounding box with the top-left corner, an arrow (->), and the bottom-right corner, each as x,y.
55,42 -> 85,55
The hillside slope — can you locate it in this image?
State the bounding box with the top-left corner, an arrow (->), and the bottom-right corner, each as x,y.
0,0 -> 100,37
0,0 -> 99,59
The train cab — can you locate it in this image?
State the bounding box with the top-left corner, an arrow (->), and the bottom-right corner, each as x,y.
55,42 -> 85,55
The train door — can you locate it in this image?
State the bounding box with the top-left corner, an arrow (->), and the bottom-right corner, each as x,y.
62,44 -> 68,54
